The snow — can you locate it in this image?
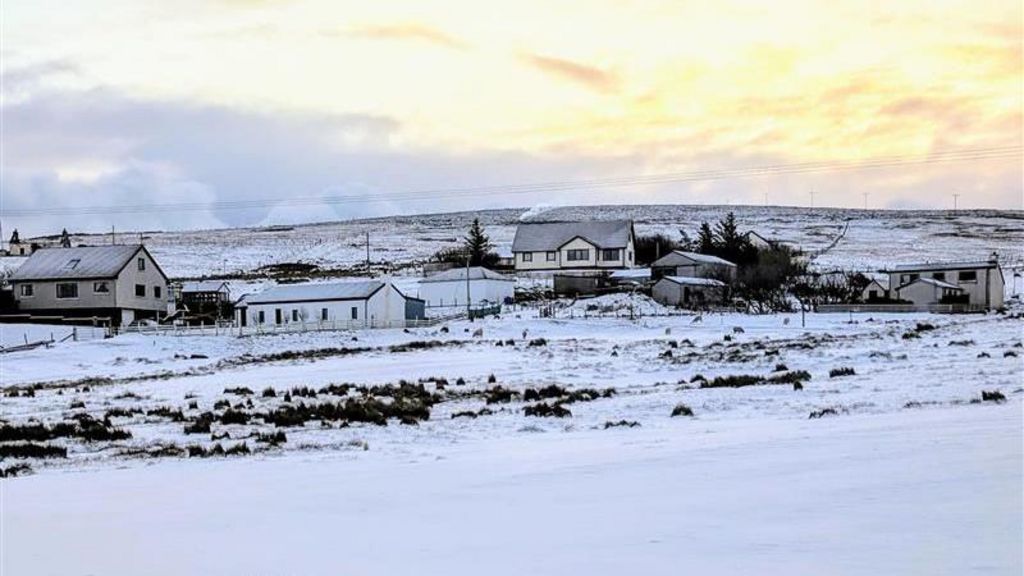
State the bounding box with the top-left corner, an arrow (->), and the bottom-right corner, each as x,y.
3,404 -> 1020,576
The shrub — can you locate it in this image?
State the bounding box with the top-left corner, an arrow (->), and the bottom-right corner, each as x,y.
261,387 -> 276,398
774,363 -> 788,372
219,409 -> 251,425
809,408 -> 838,419
767,370 -> 812,385
0,463 -> 33,477
487,374 -> 497,384
256,431 -> 287,445
981,390 -> 1006,403
523,384 -> 567,402
523,402 -> 571,418
223,387 -> 254,396
670,403 -> 694,417
528,338 -> 548,347
484,386 -> 519,404
184,413 -> 215,434
0,443 -> 67,459
701,374 -> 762,388
829,367 -> 856,378
146,406 -> 185,421
603,420 -> 640,429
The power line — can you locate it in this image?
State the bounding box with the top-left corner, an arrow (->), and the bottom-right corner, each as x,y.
1,145 -> 1018,218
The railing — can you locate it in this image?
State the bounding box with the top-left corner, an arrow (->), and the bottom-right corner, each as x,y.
112,316 -> 444,337
817,303 -> 988,314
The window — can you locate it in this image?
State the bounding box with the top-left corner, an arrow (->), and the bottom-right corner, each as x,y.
63,258 -> 81,270
900,273 -> 919,284
19,284 -> 33,297
93,281 -> 110,293
958,270 -> 977,282
546,251 -> 557,261
135,284 -> 146,297
566,249 -> 589,261
275,309 -> 282,324
258,311 -> 265,324
601,249 -> 620,261
291,309 -> 299,322
321,308 -> 329,321
137,257 -> 146,271
522,253 -> 533,262
56,283 -> 78,299
154,286 -> 162,299
351,306 -> 359,320
932,272 -> 945,281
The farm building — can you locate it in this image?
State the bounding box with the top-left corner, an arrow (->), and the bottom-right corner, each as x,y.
895,277 -> 965,306
883,256 -> 1004,309
651,251 -> 737,282
5,228 -> 69,256
177,280 -> 233,324
652,276 -> 727,307
418,267 -> 514,307
235,280 -> 425,329
511,220 -> 635,271
7,244 -> 170,326
861,278 -> 890,302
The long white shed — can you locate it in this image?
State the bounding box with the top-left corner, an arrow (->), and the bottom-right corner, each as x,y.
235,280 -> 424,329
417,267 -> 514,307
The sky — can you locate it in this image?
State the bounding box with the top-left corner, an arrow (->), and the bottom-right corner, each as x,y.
1,0 -> 1021,235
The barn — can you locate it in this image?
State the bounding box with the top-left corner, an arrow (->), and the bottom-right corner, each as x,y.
652,276 -> 727,307
417,266 -> 514,307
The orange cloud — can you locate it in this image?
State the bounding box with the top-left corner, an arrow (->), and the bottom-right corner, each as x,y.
336,23 -> 468,50
520,53 -> 618,92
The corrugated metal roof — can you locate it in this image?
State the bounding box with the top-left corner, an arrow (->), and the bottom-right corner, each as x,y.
181,281 -> 230,293
421,266 -> 514,284
886,260 -> 999,272
661,276 -> 726,287
9,245 -> 142,281
241,280 -> 385,305
653,251 -> 736,268
609,268 -> 651,279
511,220 -> 633,252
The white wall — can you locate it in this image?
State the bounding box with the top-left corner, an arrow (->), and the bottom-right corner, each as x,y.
419,279 -> 513,307
238,285 -> 414,328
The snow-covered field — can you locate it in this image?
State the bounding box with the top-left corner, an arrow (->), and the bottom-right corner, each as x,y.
1,298 -> 1022,574
5,206 -> 1022,279
1,205 -> 1023,575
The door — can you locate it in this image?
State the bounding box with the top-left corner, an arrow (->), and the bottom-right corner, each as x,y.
275,308 -> 282,325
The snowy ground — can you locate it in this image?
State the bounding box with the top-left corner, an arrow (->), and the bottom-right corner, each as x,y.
1,300 -> 1022,574
6,206 -> 1022,279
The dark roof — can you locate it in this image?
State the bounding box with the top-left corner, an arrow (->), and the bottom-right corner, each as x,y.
511,220 -> 633,252
421,266 -> 514,284
10,245 -> 147,281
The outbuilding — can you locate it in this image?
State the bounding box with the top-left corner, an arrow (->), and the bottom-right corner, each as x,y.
883,256 -> 1004,309
651,251 -> 737,282
895,277 -> 965,307
417,266 -> 514,307
235,280 -> 424,329
652,276 -> 727,307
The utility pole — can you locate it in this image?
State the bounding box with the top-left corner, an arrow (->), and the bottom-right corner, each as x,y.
952,193 -> 960,211
763,191 -> 769,207
365,231 -> 370,269
111,225 -> 116,245
809,190 -> 816,209
862,192 -> 869,210
466,255 -> 472,322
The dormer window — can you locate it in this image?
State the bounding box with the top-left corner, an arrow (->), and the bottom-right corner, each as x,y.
64,258 -> 81,270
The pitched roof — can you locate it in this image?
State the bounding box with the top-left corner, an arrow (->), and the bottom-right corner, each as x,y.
886,259 -> 999,273
652,250 -> 736,268
421,266 -> 514,284
511,220 -> 633,252
9,245 -> 144,281
898,277 -> 963,291
660,276 -> 727,287
240,280 -> 385,305
181,280 -> 230,293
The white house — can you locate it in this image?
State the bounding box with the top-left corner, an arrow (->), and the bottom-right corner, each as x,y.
861,278 -> 889,302
235,280 -> 425,329
8,244 -> 170,326
651,251 -> 737,281
883,256 -> 1004,309
652,276 -> 727,307
418,266 -> 514,307
511,220 -> 635,271
895,277 -> 964,306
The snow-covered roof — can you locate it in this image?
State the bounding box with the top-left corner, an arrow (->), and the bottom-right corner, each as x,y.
511,220 -> 633,252
609,268 -> 651,279
898,277 -> 963,291
652,251 -> 736,268
886,259 -> 999,273
9,245 -> 152,281
180,280 -> 230,293
420,266 -> 514,284
240,280 -> 385,305
660,276 -> 727,287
